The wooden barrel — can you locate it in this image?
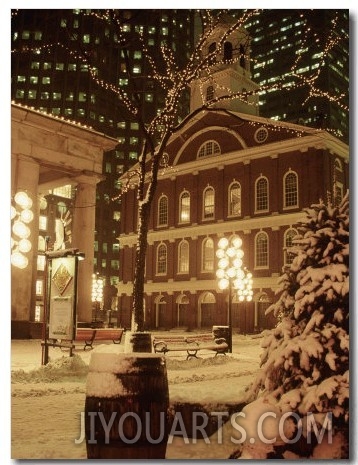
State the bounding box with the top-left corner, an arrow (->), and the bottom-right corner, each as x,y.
85,350 -> 169,459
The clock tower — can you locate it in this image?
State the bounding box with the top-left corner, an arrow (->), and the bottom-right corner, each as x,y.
190,14 -> 260,116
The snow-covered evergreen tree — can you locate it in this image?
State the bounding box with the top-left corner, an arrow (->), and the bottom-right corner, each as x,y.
232,192 -> 349,459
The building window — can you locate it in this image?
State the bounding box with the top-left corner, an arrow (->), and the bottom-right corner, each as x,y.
228,181 -> 241,217
179,190 -> 190,223
206,85 -> 214,102
240,44 -> 246,69
284,228 -> 298,265
203,186 -> 215,219
255,232 -> 269,268
178,240 -> 189,274
255,176 -> 269,212
39,215 -> 47,231
334,182 -> 343,207
38,236 -> 46,252
224,41 -> 233,61
202,237 -> 214,272
158,195 -> 168,226
37,255 -> 45,271
111,260 -> 119,270
334,158 -> 344,206
35,279 -> 44,296
156,243 -> 167,275
283,170 -> 298,209
197,140 -> 221,158
208,42 -> 216,64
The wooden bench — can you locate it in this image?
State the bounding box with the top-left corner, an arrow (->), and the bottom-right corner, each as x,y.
153,333 -> 228,360
93,328 -> 124,345
75,328 -> 97,350
42,328 -> 125,357
75,327 -> 124,350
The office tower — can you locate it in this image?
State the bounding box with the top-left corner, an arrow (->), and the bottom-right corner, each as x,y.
243,9 -> 349,143
11,9 -> 197,303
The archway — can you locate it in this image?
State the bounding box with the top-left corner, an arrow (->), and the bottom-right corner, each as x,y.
154,295 -> 167,329
197,291 -> 216,329
176,294 -> 189,327
255,293 -> 272,332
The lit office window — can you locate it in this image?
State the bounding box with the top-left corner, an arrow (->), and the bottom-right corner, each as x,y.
255,232 -> 269,268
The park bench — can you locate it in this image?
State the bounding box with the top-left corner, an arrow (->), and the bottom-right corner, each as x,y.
42,328 -> 125,358
75,327 -> 124,350
152,332 -> 228,360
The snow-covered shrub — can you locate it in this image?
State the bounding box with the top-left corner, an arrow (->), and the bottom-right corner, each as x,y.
233,192 -> 349,459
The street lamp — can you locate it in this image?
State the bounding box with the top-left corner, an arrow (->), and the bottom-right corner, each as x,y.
92,273 -> 104,321
216,236 -> 252,352
11,191 -> 34,269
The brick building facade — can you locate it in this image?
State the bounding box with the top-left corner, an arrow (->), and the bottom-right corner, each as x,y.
117,110 -> 348,332
116,16 -> 349,333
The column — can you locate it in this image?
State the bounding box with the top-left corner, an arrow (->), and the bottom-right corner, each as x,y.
11,155 -> 40,336
71,180 -> 97,322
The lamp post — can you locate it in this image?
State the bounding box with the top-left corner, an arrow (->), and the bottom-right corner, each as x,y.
11,191 -> 34,269
92,273 -> 104,322
216,236 -> 253,353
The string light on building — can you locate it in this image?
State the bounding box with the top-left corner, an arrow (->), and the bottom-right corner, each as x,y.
11,191 -> 34,269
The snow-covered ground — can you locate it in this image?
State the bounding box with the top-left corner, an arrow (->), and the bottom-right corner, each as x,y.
10,333 -> 263,461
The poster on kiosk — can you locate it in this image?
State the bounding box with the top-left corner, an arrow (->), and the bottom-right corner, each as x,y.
48,255 -> 77,341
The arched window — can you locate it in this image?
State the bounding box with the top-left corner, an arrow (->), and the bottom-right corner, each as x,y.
334,158 -> 343,206
178,240 -> 189,273
224,41 -> 233,61
228,181 -> 241,217
284,228 -> 298,265
255,232 -> 269,268
157,194 -> 168,226
202,237 -> 214,272
255,176 -> 269,212
283,170 -> 298,209
179,190 -> 190,223
197,140 -> 221,158
208,42 -> 216,65
206,85 -> 214,102
203,186 -> 215,219
156,243 -> 167,275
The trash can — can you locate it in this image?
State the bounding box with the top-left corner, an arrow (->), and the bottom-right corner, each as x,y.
212,325 -> 230,343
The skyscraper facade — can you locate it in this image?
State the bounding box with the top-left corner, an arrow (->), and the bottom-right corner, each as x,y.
11,9 -> 197,304
243,9 -> 349,142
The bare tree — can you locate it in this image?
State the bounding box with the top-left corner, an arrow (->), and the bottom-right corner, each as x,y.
12,9 -> 348,332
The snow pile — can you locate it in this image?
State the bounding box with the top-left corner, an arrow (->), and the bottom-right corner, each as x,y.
11,354 -> 88,383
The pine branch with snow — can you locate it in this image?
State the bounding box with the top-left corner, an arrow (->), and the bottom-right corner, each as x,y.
235,192 -> 349,459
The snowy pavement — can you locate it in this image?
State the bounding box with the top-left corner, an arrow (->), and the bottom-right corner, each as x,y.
10,333 -> 264,460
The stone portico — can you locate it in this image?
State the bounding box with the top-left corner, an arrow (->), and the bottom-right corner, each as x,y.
11,103 -> 117,338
